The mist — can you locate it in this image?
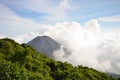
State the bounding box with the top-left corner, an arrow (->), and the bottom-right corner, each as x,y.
14,19 -> 120,74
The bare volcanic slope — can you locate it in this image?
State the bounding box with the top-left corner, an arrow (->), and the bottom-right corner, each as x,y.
28,36 -> 70,58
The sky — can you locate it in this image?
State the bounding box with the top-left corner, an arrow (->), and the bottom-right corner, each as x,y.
0,0 -> 120,74
0,0 -> 120,37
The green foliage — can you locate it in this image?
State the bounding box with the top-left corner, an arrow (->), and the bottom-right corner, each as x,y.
0,38 -> 116,80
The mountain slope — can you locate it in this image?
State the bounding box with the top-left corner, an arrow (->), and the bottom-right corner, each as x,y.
0,38 -> 116,80
28,36 -> 70,59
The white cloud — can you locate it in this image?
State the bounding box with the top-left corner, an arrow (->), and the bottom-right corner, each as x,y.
12,20 -> 120,74
0,35 -> 7,39
85,19 -> 100,32
13,32 -> 40,44
0,3 -> 42,36
0,4 -> 40,25
45,0 -> 72,22
18,0 -> 73,22
60,0 -> 71,10
98,15 -> 120,22
44,21 -> 120,74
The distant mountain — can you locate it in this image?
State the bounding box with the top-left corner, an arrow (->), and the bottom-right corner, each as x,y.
28,36 -> 70,59
108,73 -> 120,78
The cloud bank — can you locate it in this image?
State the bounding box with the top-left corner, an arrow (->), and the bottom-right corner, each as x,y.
98,15 -> 120,22
11,19 -> 120,74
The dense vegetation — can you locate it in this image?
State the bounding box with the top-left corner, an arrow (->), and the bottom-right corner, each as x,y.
0,38 -> 118,80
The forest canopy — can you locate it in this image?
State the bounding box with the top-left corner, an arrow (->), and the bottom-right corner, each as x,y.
0,38 -> 117,80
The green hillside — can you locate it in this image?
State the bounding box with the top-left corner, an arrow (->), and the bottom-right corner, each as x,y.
0,38 -> 115,80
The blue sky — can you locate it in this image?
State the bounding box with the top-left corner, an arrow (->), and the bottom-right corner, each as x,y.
0,0 -> 120,37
